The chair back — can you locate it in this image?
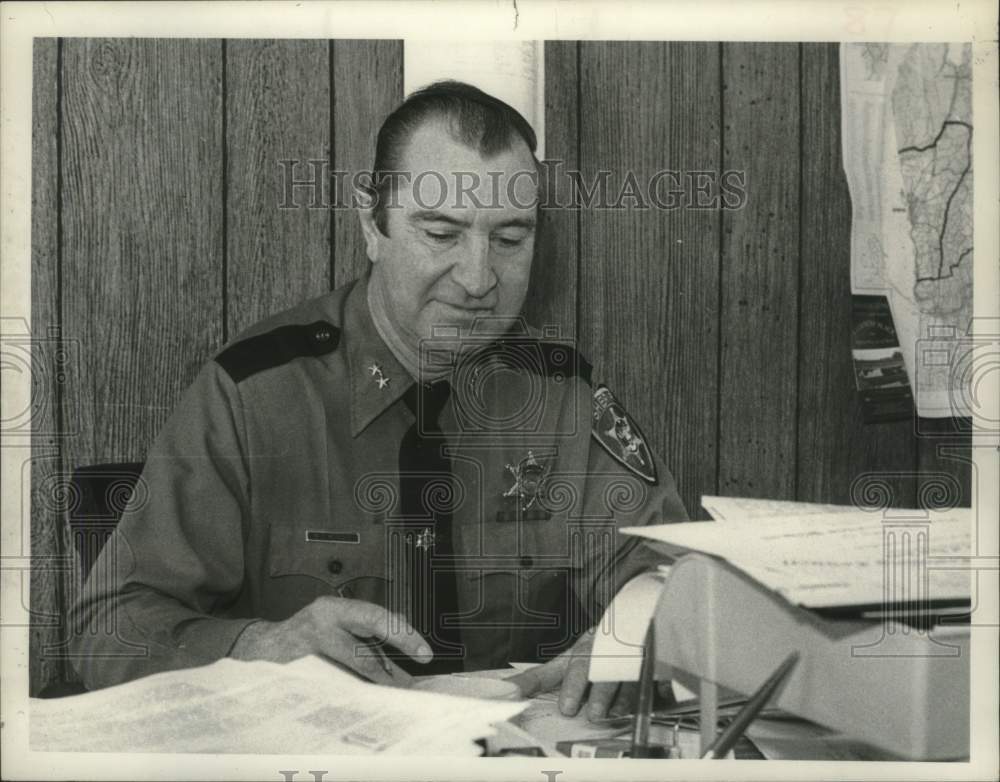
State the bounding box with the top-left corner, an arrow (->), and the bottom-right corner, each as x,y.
68,463 -> 144,581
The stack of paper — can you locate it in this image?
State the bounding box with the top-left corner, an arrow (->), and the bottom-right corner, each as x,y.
700,495 -> 860,521
623,498 -> 973,609
31,656 -> 526,756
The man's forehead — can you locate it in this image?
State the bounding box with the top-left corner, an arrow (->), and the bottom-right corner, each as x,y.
400,119 -> 536,173
393,121 -> 539,214
395,180 -> 538,217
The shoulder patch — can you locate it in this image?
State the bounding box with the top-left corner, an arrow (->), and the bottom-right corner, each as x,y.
591,385 -> 658,484
215,321 -> 340,383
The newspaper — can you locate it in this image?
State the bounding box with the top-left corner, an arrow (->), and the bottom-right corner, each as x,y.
31,656 -> 526,756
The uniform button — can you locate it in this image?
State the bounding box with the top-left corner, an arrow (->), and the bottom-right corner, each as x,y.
314,327 -> 332,342
519,555 -> 534,568
327,559 -> 343,575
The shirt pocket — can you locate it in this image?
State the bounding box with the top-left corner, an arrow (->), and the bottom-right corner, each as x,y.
264,525 -> 390,618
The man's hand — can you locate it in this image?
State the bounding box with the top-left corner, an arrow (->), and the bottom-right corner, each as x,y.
505,629 -> 635,721
505,628 -> 675,722
230,596 -> 433,686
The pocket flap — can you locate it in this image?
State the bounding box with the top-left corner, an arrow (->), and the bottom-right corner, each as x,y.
268,525 -> 374,586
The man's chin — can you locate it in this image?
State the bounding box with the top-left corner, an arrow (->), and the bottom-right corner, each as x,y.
417,325 -> 507,375
425,308 -> 515,337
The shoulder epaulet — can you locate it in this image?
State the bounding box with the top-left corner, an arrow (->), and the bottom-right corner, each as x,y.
460,337 -> 593,386
215,321 -> 340,383
536,340 -> 593,385
481,339 -> 592,383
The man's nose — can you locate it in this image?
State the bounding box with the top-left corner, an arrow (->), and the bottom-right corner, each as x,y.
451,237 -> 497,298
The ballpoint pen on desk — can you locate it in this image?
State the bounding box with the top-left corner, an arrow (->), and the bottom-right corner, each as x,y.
589,694 -> 752,727
700,651 -> 800,759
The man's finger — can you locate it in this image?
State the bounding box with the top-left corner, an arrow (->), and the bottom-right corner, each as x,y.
317,632 -> 398,686
337,599 -> 433,663
609,682 -> 637,718
351,650 -> 397,685
348,638 -> 415,688
586,681 -> 619,721
505,655 -> 569,698
558,654 -> 591,716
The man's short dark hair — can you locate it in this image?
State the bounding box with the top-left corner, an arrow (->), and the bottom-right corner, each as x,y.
368,80 -> 539,234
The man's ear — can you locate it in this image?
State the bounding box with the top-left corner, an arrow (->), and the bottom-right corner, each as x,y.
357,206 -> 383,263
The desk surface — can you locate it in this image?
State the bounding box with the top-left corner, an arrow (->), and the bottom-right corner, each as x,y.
442,669 -> 885,760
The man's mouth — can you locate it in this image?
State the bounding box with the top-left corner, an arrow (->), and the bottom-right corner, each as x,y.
437,300 -> 496,313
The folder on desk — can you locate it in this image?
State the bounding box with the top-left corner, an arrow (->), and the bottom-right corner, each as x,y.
598,501 -> 973,760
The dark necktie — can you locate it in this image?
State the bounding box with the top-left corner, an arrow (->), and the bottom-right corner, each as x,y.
397,380 -> 464,674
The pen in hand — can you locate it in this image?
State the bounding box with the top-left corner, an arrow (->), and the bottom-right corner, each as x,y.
317,639 -> 396,685
359,635 -> 394,678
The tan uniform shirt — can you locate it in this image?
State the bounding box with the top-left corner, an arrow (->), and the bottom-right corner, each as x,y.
71,276 -> 688,689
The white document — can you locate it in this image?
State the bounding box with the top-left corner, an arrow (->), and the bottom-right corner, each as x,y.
622,508 -> 973,609
411,665 -> 633,756
588,570 -> 669,683
587,568 -> 697,700
701,495 -> 860,521
507,696 -> 623,754
31,655 -> 526,755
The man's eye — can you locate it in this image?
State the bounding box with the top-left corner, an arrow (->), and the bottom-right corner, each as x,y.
493,235 -> 526,249
425,230 -> 456,243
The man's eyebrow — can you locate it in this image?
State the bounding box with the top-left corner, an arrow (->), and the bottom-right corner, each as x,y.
408,210 -> 536,230
409,210 -> 472,227
494,216 -> 537,230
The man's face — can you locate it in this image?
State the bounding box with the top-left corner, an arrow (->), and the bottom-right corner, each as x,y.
362,120 -> 538,360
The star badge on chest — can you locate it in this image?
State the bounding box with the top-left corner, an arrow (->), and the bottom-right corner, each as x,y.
414,527 -> 435,550
591,384 -> 658,484
503,450 -> 552,512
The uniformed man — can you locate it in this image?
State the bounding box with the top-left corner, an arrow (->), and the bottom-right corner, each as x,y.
70,81 -> 688,722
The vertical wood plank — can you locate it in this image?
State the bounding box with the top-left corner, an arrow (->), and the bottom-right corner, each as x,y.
30,37 -> 67,694
61,38 -> 223,468
579,42 -> 721,518
797,43 -> 918,509
525,41 -> 578,339
718,43 -> 800,501
226,40 -> 331,336
332,40 -> 403,288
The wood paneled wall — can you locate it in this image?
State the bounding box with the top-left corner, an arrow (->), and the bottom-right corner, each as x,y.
529,42 -> 970,520
30,39 -> 971,694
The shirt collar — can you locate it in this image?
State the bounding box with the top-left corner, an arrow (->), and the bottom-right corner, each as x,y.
345,275 -> 414,437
